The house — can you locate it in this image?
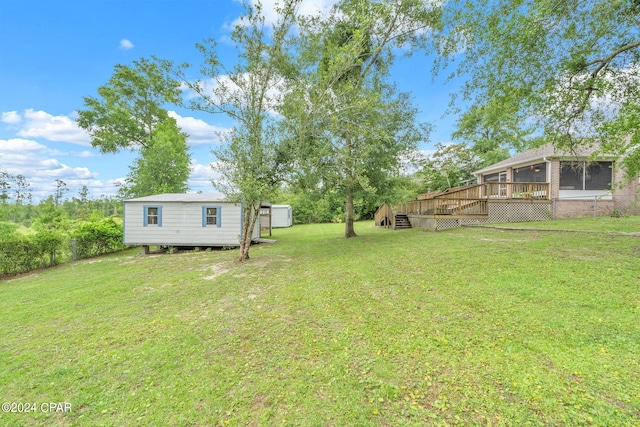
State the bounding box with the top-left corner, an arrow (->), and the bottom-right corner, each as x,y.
271,204 -> 293,228
375,143 -> 638,231
123,193 -> 264,252
473,143 -> 639,218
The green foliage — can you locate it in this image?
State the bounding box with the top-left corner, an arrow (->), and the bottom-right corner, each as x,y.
417,143 -> 477,191
32,197 -> 71,234
278,173 -> 421,224
0,221 -> 18,236
33,228 -> 65,266
0,218 -> 126,276
439,0 -> 640,178
284,0 -> 438,237
452,97 -> 529,168
171,0 -> 301,261
0,230 -> 65,275
71,218 -> 125,259
77,57 -> 182,153
0,233 -> 45,275
77,56 -> 190,204
117,118 -> 191,199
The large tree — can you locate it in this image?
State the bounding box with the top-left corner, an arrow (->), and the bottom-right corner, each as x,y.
438,0 -> 640,177
418,143 -> 476,191
285,0 -> 437,238
117,118 -> 191,199
451,97 -> 531,169
169,0 -> 300,262
77,58 -> 182,153
78,58 -> 191,197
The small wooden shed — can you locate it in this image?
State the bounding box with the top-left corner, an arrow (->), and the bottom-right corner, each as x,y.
271,204 -> 293,228
123,193 -> 261,249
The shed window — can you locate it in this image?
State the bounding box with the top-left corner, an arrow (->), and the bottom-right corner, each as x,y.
202,206 -> 222,228
144,205 -> 162,227
206,208 -> 217,225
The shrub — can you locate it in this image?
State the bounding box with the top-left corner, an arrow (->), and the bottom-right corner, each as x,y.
0,221 -> 18,236
33,229 -> 65,266
0,233 -> 48,276
0,218 -> 125,277
72,218 -> 125,259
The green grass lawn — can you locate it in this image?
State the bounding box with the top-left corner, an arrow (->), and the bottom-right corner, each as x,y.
1,222 -> 639,426
485,215 -> 640,233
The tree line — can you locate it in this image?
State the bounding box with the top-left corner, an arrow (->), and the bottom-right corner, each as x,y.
0,171 -> 120,226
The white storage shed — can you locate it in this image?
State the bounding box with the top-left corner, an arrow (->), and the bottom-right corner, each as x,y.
123,193 -> 261,249
271,204 -> 293,228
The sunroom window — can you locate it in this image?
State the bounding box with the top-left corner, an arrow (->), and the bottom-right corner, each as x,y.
514,163 -> 547,182
560,161 -> 612,191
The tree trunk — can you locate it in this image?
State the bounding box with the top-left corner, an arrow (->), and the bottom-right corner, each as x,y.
237,203 -> 258,262
344,185 -> 357,238
344,134 -> 357,239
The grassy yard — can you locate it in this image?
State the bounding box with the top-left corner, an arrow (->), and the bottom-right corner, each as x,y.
1,221 -> 639,426
485,215 -> 640,233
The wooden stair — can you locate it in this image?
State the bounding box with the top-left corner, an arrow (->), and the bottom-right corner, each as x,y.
394,214 -> 412,229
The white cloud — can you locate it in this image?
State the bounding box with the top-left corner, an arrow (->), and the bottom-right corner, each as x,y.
1,111 -> 21,124
0,138 -> 49,154
0,138 -> 98,179
231,0 -> 337,27
188,161 -> 221,192
0,137 -> 107,202
72,150 -> 96,158
119,38 -> 134,50
5,109 -> 91,146
167,111 -> 230,145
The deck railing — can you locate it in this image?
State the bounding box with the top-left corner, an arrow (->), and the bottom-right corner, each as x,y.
393,182 -> 549,217
423,182 -> 549,201
483,182 -> 549,200
404,198 -> 488,216
374,203 -> 396,228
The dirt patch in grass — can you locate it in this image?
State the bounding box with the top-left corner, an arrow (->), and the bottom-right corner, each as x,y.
202,261 -> 233,281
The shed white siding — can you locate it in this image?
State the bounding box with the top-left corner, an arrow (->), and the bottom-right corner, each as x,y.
271,205 -> 292,228
123,194 -> 260,246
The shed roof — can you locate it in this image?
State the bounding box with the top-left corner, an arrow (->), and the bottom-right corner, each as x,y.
474,143 -> 615,175
125,193 -> 229,203
124,193 -> 272,207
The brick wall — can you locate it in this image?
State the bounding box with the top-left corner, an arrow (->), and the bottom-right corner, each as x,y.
553,199 -> 615,219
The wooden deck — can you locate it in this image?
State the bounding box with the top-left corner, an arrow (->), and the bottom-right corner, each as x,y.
376,183 -> 551,228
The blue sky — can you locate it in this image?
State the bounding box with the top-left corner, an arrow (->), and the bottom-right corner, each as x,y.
0,0 -> 462,202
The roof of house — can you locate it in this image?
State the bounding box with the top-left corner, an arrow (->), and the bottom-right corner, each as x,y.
125,193 -> 229,203
474,143 -> 615,175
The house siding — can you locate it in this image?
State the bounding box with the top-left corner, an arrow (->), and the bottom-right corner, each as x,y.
123,201 -> 243,246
